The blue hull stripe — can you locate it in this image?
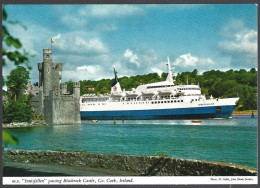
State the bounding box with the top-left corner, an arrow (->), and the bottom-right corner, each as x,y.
80,105 -> 235,120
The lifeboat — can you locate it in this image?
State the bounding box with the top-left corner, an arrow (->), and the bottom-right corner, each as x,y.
111,91 -> 123,97
158,89 -> 173,95
126,91 -> 139,97
141,90 -> 157,95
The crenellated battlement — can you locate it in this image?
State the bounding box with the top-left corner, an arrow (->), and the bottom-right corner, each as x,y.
73,82 -> 80,88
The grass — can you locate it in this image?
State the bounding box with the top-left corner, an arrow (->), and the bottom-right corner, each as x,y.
152,153 -> 168,157
233,110 -> 258,114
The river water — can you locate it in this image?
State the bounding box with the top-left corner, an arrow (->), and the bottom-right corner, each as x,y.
4,115 -> 258,168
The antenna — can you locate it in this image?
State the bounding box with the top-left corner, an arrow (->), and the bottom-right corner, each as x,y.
167,56 -> 170,65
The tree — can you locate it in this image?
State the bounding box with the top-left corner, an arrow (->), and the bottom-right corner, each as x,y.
6,66 -> 30,101
66,80 -> 73,94
3,94 -> 34,123
2,6 -> 34,69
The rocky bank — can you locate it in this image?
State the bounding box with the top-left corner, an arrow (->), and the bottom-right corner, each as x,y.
3,149 -> 257,176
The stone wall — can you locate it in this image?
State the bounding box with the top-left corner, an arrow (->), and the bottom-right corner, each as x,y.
3,150 -> 257,176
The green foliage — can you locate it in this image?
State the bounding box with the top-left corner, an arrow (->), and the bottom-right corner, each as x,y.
79,68 -> 256,111
3,95 -> 34,123
32,113 -> 44,120
66,80 -> 73,94
152,153 -> 168,157
2,6 -> 34,69
3,130 -> 19,147
175,69 -> 257,110
6,66 -> 30,100
79,72 -> 166,96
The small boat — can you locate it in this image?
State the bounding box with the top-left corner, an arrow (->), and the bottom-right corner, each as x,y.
90,120 -> 98,123
191,120 -> 203,123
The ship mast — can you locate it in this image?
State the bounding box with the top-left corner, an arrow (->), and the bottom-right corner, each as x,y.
166,56 -> 174,83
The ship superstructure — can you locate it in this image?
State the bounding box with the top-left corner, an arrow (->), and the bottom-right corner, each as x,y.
80,57 -> 238,120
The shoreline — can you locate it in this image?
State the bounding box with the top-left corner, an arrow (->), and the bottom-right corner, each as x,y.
3,149 -> 257,176
2,120 -> 49,128
3,113 -> 257,128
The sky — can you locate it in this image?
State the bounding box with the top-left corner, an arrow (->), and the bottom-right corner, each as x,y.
2,4 -> 258,85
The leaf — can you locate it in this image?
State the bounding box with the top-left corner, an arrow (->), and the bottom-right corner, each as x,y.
3,130 -> 19,147
12,37 -> 22,49
3,7 -> 7,21
2,25 -> 10,38
5,37 -> 12,46
8,21 -> 19,25
5,36 -> 22,49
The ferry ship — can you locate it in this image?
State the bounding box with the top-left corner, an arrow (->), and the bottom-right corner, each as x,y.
80,57 -> 239,120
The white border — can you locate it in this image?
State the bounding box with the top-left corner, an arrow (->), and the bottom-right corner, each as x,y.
3,176 -> 258,185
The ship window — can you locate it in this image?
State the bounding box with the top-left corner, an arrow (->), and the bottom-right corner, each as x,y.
155,101 -> 157,104
195,99 -> 197,101
181,100 -> 183,102
168,101 -> 170,103
171,101 -> 173,103
174,100 -> 176,102
178,100 -> 180,102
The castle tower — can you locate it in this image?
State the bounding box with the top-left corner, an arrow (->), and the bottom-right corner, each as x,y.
60,83 -> 67,95
38,48 -> 62,96
42,48 -> 53,95
33,48 -> 81,125
73,82 -> 80,98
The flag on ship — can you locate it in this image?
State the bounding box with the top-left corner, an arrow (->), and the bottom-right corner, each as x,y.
111,67 -> 122,93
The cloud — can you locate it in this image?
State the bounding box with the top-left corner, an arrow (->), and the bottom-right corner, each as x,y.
52,34 -> 61,40
80,5 -> 144,17
218,19 -> 257,68
124,49 -> 140,67
62,65 -> 106,81
53,32 -> 108,55
151,68 -> 163,77
173,53 -> 215,72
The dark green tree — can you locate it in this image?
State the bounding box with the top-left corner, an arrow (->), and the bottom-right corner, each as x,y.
3,94 -> 34,123
6,66 -> 30,101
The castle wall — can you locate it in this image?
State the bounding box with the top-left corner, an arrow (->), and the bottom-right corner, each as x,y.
31,48 -> 81,125
52,97 -> 79,124
43,91 -> 54,124
31,90 -> 43,115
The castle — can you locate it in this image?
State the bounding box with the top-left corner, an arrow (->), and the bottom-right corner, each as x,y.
28,48 -> 81,125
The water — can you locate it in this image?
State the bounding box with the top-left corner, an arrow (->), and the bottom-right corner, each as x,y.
4,116 -> 258,168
